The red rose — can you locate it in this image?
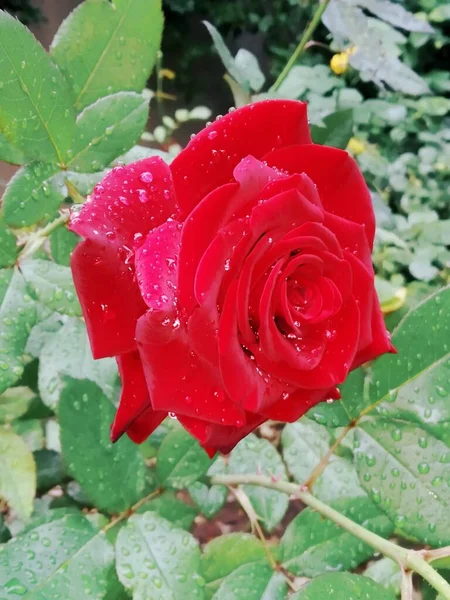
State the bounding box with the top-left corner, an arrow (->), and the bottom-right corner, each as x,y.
70,100 -> 393,456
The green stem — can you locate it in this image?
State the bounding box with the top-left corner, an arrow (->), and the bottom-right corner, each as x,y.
18,211 -> 70,262
211,474 -> 450,600
271,0 -> 331,92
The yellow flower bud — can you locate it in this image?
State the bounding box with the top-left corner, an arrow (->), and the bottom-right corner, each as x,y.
347,137 -> 366,156
330,52 -> 349,75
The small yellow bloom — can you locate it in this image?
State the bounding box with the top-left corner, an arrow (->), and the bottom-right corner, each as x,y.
330,52 -> 349,75
381,287 -> 407,315
330,46 -> 357,75
347,137 -> 366,156
160,68 -> 176,80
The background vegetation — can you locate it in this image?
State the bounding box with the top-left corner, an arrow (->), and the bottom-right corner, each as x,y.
0,0 -> 449,598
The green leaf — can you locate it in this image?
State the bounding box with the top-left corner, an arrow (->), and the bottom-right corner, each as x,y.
357,0 -> 434,33
363,558 -> 401,595
212,563 -> 287,600
0,386 -> 36,422
156,427 -> 213,489
136,490 -> 198,530
34,449 -> 66,493
279,497 -> 393,576
0,514 -> 114,598
1,162 -> 63,228
201,533 -> 269,593
0,220 -> 17,268
228,434 -> 288,531
0,131 -> 26,165
0,269 -> 37,394
20,259 -> 81,317
0,11 -> 75,164
38,317 -> 117,409
233,49 -> 265,92
12,419 -> 44,451
354,418 -> 450,546
291,572 -> 397,599
282,418 -> 365,502
188,457 -> 227,518
203,22 -> 245,88
311,109 -> 354,149
68,92 -> 149,172
50,226 -> 79,266
0,269 -> 13,303
306,400 -> 350,428
51,0 -> 164,110
416,97 -> 450,117
116,512 -> 206,600
370,286 -> 450,411
0,514 -> 11,543
59,378 -> 146,513
0,428 -> 36,520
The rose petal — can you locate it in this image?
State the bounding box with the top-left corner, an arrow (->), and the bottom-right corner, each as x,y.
126,406 -> 167,444
261,388 -> 330,421
178,157 -> 283,314
324,213 -> 373,271
263,144 -> 375,247
110,351 -> 166,443
251,296 -> 360,389
179,413 -> 265,455
135,220 -> 182,309
352,292 -> 393,367
171,100 -> 311,213
71,240 -> 147,358
136,310 -> 245,426
70,157 -> 178,248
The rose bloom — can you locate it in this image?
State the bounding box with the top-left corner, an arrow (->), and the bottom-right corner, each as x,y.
70,100 -> 394,457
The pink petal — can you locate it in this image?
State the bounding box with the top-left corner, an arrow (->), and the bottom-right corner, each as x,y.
171,100 -> 311,213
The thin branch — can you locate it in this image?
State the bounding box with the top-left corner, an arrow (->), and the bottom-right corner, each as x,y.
103,487 -> 163,533
271,0 -> 331,92
211,474 -> 450,600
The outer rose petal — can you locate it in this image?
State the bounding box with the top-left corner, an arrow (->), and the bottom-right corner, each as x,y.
171,100 -> 311,213
70,157 -> 178,247
71,240 -> 146,358
110,351 -> 166,443
261,388 -> 332,422
263,144 -> 375,247
178,413 -> 265,456
352,294 -> 394,367
136,311 -> 246,426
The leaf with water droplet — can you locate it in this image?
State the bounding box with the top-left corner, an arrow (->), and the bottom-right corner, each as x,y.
0,514 -> 114,598
229,434 -> 288,531
200,533 -> 269,595
363,557 -> 401,596
1,162 -> 63,227
355,418 -> 450,546
290,572 -> 396,599
157,428 -> 213,490
0,12 -> 75,163
0,429 -> 36,520
50,226 -> 79,267
37,317 -> 117,409
135,490 -> 198,530
68,92 -> 149,172
0,386 -> 35,423
212,562 -> 286,600
188,456 -> 228,518
0,219 -> 18,268
51,0 -> 163,110
280,496 -> 393,577
0,269 -> 37,394
282,418 -> 365,502
116,512 -> 205,600
21,259 -> 81,317
59,378 -> 147,513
